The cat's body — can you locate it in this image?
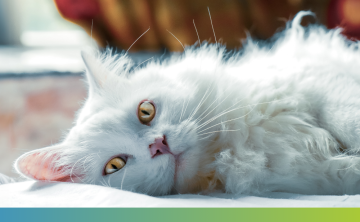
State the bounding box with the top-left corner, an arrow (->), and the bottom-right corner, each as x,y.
14,12 -> 360,195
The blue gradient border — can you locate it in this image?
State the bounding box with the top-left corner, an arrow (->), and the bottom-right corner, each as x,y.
0,208 -> 356,222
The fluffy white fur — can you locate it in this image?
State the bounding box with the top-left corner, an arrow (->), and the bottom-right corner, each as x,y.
15,12 -> 360,195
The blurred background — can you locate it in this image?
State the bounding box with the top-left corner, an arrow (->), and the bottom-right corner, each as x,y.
0,0 -> 359,178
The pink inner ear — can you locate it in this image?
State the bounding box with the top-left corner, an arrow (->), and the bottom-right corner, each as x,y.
18,152 -> 70,182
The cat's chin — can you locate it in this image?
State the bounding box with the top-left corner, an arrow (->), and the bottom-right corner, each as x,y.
158,150 -> 194,195
169,141 -> 219,194
170,149 -> 205,194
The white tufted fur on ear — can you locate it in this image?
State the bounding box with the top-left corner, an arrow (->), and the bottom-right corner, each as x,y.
15,145 -> 76,182
81,49 -> 134,96
81,50 -> 107,96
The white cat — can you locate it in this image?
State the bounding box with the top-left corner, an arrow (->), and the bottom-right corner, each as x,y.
14,12 -> 360,195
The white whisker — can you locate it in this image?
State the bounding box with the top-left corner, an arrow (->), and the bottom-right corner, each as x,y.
91,19 -> 93,39
121,168 -> 128,190
197,98 -> 289,131
179,97 -> 187,123
198,137 -> 213,141
70,156 -> 87,183
82,154 -> 93,172
193,19 -> 201,45
107,174 -> 112,187
195,93 -> 239,125
196,104 -> 254,131
198,137 -> 217,142
197,105 -> 258,134
207,7 -> 217,44
101,178 -> 110,187
100,180 -> 106,187
188,83 -> 215,121
180,95 -> 191,124
127,27 -> 150,53
135,57 -> 154,69
166,29 -> 185,51
193,93 -> 221,122
198,129 -> 240,137
195,93 -> 243,127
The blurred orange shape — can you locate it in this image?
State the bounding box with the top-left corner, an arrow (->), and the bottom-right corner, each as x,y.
343,0 -> 360,25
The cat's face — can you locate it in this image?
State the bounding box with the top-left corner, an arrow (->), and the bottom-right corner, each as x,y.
15,50 -> 218,195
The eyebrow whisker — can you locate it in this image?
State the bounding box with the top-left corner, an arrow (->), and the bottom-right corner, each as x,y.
127,27 -> 151,53
166,29 -> 185,51
208,7 -> 217,45
193,19 -> 201,45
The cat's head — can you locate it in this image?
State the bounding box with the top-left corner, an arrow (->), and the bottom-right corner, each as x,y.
15,47 -> 224,195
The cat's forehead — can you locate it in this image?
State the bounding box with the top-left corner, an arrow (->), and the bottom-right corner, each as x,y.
68,109 -> 142,151
72,95 -> 156,140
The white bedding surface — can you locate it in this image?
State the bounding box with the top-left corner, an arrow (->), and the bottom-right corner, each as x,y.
1,181 -> 359,207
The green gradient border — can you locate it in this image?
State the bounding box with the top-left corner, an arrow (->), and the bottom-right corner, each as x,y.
0,208 -> 358,222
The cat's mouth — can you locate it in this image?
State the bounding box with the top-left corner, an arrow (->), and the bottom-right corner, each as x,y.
148,135 -> 187,194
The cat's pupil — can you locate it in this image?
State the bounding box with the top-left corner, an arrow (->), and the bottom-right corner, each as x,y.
111,164 -> 118,169
141,110 -> 150,115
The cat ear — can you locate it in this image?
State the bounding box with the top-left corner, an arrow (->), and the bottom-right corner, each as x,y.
15,145 -> 72,182
81,50 -> 107,94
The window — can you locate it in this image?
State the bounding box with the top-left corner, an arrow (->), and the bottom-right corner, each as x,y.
0,0 -> 90,47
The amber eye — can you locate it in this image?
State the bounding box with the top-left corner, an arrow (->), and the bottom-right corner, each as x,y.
104,157 -> 126,175
138,101 -> 155,124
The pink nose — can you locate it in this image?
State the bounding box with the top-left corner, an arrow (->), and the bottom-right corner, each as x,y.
149,136 -> 171,158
